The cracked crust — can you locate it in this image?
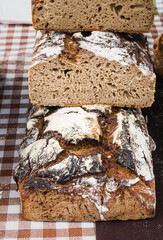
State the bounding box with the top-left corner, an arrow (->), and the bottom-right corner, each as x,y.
14,105 -> 156,221
31,0 -> 154,33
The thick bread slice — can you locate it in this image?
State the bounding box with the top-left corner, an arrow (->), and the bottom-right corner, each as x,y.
32,0 -> 154,33
29,31 -> 156,108
14,105 -> 156,221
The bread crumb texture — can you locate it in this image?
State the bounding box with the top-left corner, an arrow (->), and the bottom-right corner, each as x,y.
32,0 -> 154,32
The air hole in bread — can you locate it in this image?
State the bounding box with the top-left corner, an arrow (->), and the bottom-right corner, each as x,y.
98,7 -> 102,13
110,4 -> 122,16
130,5 -> 144,9
115,5 -> 122,15
124,91 -> 130,98
64,87 -> 70,92
37,6 -> 43,11
99,84 -> 102,89
96,63 -> 101,68
106,63 -> 111,68
45,22 -> 49,28
107,83 -> 116,90
121,15 -> 130,21
64,69 -> 72,75
52,68 -> 58,71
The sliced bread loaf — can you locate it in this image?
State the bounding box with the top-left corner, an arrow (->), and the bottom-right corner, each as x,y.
29,31 -> 156,107
32,0 -> 154,33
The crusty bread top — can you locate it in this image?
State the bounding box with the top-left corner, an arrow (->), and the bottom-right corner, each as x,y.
31,31 -> 154,77
14,105 -> 155,183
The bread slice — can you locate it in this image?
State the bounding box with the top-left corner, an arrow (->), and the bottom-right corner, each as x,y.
32,0 -> 154,33
14,105 -> 156,221
29,31 -> 156,108
154,33 -> 163,78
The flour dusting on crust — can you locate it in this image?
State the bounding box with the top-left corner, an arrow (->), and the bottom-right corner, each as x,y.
73,31 -> 154,76
113,109 -> 155,181
38,154 -> 104,184
44,107 -> 102,144
82,104 -> 112,114
31,31 -> 65,67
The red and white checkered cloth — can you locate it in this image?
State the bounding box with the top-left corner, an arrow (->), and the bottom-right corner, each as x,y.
0,1 -> 163,239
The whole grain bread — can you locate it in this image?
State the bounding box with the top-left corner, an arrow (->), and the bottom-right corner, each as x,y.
154,33 -> 163,78
29,31 -> 156,108
14,105 -> 156,221
32,0 -> 154,33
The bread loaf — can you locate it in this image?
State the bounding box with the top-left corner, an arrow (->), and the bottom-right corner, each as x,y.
29,31 -> 156,108
154,33 -> 163,78
14,105 -> 156,221
32,0 -> 154,33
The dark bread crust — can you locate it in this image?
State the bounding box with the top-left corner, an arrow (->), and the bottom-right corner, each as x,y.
154,33 -> 163,78
14,105 -> 156,221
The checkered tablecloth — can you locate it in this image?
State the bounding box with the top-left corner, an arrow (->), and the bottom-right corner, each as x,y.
0,1 -> 163,239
